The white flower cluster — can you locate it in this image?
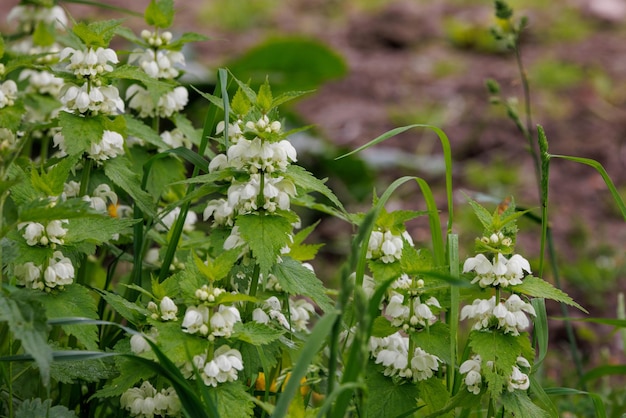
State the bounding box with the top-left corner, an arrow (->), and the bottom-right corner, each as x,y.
161,129 -> 193,150
129,36 -> 184,79
19,220 -> 68,247
181,294 -> 242,339
367,229 -> 413,264
14,251 -> 75,290
147,296 -> 179,321
7,4 -> 68,32
126,85 -> 188,119
463,252 -> 531,288
59,83 -> 124,115
184,345 -> 244,387
459,355 -> 530,395
0,80 -> 18,109
0,128 -> 17,161
460,294 -> 536,336
120,381 -> 181,418
386,293 -> 441,330
203,116 -> 298,226
60,47 -> 118,79
55,130 -> 125,163
253,296 -> 316,332
369,332 -> 441,382
155,207 -> 198,232
19,70 -> 64,97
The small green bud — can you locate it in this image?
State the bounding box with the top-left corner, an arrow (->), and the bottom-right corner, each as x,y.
485,79 -> 500,94
494,0 -> 514,20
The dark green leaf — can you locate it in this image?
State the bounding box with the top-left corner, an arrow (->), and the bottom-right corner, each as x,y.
103,156 -> 156,217
232,321 -> 285,345
15,398 -> 77,418
236,212 -> 292,275
363,361 -> 419,418
511,276 -> 586,313
272,257 -> 334,313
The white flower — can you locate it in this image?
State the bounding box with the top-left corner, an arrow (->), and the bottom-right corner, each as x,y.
208,154 -> 228,173
252,308 -> 270,324
508,365 -> 530,391
19,222 -> 45,246
182,305 -> 209,335
60,83 -> 124,115
129,48 -> 185,79
130,329 -> 158,354
45,220 -> 68,245
289,299 -> 315,332
157,86 -> 188,117
463,253 -> 532,288
386,293 -> 409,327
197,345 -> 244,387
210,305 -> 241,337
460,296 -> 496,331
493,294 -> 536,335
89,130 -> 124,162
160,128 -> 192,150
43,251 -> 75,288
120,381 -> 177,417
159,297 -> 178,321
83,184 -> 118,213
60,47 -> 118,77
460,355 -> 483,394
8,5 -> 68,32
53,131 -> 68,157
0,80 -> 18,109
126,84 -> 154,118
223,226 -> 247,251
18,70 -> 64,96
156,207 -> 197,232
203,198 -> 234,226
14,262 -> 43,289
367,229 -> 406,263
410,347 -> 441,381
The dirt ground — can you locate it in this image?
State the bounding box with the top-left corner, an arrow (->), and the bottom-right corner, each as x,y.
2,0 -> 625,373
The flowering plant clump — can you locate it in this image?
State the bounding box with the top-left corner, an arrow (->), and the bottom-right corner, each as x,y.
0,0 -> 612,417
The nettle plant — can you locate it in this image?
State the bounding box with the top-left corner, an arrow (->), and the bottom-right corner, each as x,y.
0,0 -> 621,417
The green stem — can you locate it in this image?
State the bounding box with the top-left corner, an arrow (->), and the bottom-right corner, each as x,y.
244,264 -> 261,320
78,158 -> 93,197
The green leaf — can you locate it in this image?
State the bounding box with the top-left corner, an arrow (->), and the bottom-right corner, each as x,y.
96,289 -> 149,325
363,362 -> 419,418
511,276 -> 587,313
151,321 -> 208,365
39,285 -> 99,350
211,382 -> 255,418
418,378 -> 452,417
58,113 -> 124,156
66,216 -> 137,245
123,115 -> 167,149
226,37 -> 347,95
15,398 -> 77,418
103,156 -> 156,217
286,165 -> 345,213
231,87 -> 251,116
236,212 -> 292,275
30,155 -> 78,197
145,0 -> 174,28
0,292 -> 52,385
410,322 -> 451,364
232,322 -> 285,345
257,78 -> 273,113
194,249 -> 241,283
468,330 -> 533,398
288,221 -> 323,261
368,259 -> 403,284
72,19 -> 122,47
376,208 -> 426,233
501,390 -> 551,418
0,102 -> 25,133
112,65 -> 175,103
371,316 -> 396,338
51,356 -> 116,384
93,355 -> 155,399
32,21 -> 56,47
467,198 -> 494,232
272,257 -> 334,313
166,32 -> 209,50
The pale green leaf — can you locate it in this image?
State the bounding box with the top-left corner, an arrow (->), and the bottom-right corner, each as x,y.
231,87 -> 251,116
167,32 -> 209,50
272,257 -> 334,313
15,398 -> 77,418
371,316 -> 396,338
236,212 -> 293,275
123,115 -> 167,149
410,322 -> 451,364
257,78 -> 273,113
72,19 -> 122,47
144,0 -> 174,28
232,322 -> 285,345
511,276 -> 587,313
467,198 -> 493,232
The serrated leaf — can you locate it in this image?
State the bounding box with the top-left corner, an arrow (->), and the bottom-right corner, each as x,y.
286,165 -> 345,213
377,208 -> 426,233
167,32 -> 209,50
193,249 -> 240,282
257,78 -> 273,113
0,292 -> 52,385
123,114 -> 168,149
30,155 -> 78,196
39,285 -> 99,350
231,87 -> 251,116
103,156 -> 155,217
150,321 -> 208,365
66,216 -> 137,245
468,330 -> 533,398
289,221 -> 323,261
236,212 -> 292,275
145,0 -> 174,28
96,289 -> 149,325
271,257 -> 333,313
368,259 -> 403,284
511,276 -> 586,313
364,361 -> 420,418
58,113 -> 105,156
51,356 -> 116,384
410,322 -> 451,364
72,19 -> 122,47
467,198 -> 493,232
172,113 -> 202,147
211,382 -> 255,418
419,378 -> 453,417
15,398 -> 77,418
501,390 -> 551,418
232,322 -> 285,345
92,355 -> 154,399
236,341 -> 282,383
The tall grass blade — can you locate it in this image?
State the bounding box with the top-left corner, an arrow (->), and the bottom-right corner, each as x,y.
531,298 -> 548,370
447,233 -> 459,393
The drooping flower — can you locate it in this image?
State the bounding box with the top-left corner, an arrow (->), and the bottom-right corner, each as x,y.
463,253 -> 531,288
159,297 -> 178,321
189,345 -> 245,387
60,47 -> 118,78
409,347 -> 441,381
181,305 -> 210,336
0,80 -> 18,109
88,130 -> 125,163
210,305 -> 241,338
43,251 -> 75,288
459,355 -> 483,394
